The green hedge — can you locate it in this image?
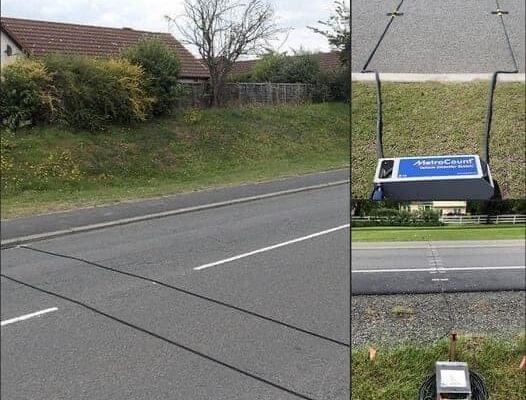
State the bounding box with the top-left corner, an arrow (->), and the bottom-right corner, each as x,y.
0,56 -> 151,131
43,55 -> 152,130
0,40 -> 183,131
229,52 -> 349,102
352,209 -> 444,227
122,38 -> 184,116
0,59 -> 58,128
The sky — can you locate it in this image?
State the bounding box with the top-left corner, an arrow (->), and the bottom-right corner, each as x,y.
1,0 -> 338,58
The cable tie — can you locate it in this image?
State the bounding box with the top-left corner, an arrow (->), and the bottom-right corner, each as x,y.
491,9 -> 508,15
387,11 -> 403,17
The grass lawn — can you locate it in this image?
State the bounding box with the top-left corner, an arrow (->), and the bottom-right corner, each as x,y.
351,334 -> 525,400
1,102 -> 349,219
351,82 -> 525,199
352,224 -> 526,241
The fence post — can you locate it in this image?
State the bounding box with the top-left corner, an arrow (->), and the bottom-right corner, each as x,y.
496,215 -> 499,224
513,215 -> 517,224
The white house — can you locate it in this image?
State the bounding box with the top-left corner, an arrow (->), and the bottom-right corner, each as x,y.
401,201 -> 467,215
1,28 -> 24,67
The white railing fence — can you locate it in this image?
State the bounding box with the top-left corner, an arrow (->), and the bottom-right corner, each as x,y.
352,214 -> 526,225
439,214 -> 526,225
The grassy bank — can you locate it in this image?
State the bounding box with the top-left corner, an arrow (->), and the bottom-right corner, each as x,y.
352,224 -> 526,241
1,102 -> 349,218
352,334 -> 525,400
351,82 -> 525,199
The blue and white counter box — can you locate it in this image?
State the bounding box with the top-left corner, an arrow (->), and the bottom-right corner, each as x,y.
373,155 -> 495,200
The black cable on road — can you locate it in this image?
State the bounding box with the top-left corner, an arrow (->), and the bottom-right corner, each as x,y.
360,0 -> 519,167
0,273 -> 318,400
426,239 -> 456,345
19,245 -> 349,348
361,0 -> 405,159
482,0 -> 519,165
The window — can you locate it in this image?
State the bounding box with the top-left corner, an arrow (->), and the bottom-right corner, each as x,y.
5,44 -> 13,56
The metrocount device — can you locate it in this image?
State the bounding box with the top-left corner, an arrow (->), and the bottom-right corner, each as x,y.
372,155 -> 495,200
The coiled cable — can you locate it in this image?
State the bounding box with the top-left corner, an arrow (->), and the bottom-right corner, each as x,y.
418,371 -> 489,400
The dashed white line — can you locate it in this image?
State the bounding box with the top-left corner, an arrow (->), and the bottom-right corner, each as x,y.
352,266 -> 525,273
1,307 -> 58,327
194,224 -> 350,271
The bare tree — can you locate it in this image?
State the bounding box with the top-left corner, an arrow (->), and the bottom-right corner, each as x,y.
168,0 -> 283,105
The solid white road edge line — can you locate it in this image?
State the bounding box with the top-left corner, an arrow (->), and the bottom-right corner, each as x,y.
1,307 -> 58,327
194,224 -> 350,271
352,244 -> 523,250
352,266 -> 526,273
351,72 -> 526,82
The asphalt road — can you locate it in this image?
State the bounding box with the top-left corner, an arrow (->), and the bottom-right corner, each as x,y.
1,184 -> 350,400
351,0 -> 526,73
1,169 -> 349,241
352,240 -> 526,295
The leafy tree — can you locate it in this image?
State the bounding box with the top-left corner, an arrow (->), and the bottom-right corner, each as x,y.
122,38 -> 183,115
308,0 -> 350,65
251,53 -> 287,82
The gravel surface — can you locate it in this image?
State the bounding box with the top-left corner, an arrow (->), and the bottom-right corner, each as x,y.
352,291 -> 525,346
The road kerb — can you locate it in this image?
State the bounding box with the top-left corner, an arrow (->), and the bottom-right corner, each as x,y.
1,179 -> 349,249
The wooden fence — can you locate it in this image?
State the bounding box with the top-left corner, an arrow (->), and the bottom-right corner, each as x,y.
178,82 -> 312,107
223,83 -> 312,105
177,82 -> 209,108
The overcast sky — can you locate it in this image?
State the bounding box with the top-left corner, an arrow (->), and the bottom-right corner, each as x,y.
1,0 -> 338,58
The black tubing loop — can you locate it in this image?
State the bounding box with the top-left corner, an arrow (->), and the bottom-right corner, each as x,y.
418,371 -> 489,400
483,0 -> 519,165
360,0 -> 405,160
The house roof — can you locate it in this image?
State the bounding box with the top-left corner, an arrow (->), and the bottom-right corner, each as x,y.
318,51 -> 345,71
231,59 -> 259,75
0,17 -> 209,79
231,51 -> 345,76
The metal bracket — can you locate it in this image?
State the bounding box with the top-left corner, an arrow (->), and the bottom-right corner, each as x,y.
491,9 -> 509,15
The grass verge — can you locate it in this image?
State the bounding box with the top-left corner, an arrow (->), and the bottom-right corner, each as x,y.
351,82 -> 525,199
351,224 -> 526,241
1,102 -> 349,219
351,334 -> 525,400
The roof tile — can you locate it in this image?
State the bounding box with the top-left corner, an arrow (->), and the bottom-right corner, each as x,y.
1,17 -> 209,79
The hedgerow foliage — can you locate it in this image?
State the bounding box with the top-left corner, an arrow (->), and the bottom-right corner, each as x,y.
230,52 -> 349,102
0,40 -> 182,131
122,38 -> 184,116
0,59 -> 58,128
42,55 -> 153,130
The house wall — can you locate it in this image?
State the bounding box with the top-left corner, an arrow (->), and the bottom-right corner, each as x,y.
1,30 -> 24,68
402,201 -> 467,215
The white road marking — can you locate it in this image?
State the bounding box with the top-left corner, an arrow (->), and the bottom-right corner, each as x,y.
352,266 -> 525,273
352,244 -> 523,250
194,224 -> 350,271
352,72 -> 526,82
1,307 -> 58,327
